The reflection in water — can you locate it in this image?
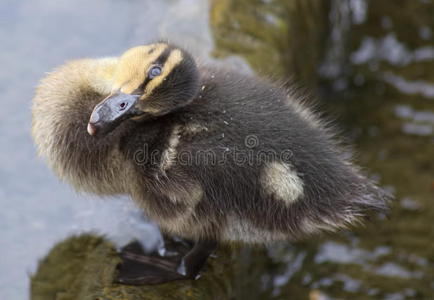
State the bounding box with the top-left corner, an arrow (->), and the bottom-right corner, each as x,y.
383,72 -> 434,99
351,34 -> 434,66
314,242 -> 390,265
393,104 -> 434,136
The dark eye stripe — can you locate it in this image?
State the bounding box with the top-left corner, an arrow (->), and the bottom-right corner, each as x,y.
147,47 -> 155,55
155,47 -> 172,65
132,47 -> 174,94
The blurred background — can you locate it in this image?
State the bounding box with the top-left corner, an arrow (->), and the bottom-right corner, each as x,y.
0,0 -> 433,299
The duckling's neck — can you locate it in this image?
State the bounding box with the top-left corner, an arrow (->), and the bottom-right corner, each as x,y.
83,57 -> 118,95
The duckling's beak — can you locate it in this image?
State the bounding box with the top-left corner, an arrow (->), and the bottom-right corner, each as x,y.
87,92 -> 140,136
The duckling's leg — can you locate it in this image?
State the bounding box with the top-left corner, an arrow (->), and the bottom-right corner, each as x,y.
116,238 -> 217,285
176,239 -> 217,279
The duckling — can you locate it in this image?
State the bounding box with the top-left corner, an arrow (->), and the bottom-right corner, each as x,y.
32,42 -> 388,284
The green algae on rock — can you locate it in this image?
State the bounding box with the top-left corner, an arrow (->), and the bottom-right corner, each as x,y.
30,234 -> 235,300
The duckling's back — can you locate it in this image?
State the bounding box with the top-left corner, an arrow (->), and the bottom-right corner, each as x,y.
122,68 -> 388,243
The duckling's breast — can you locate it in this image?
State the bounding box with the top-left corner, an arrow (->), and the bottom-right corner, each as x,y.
32,60 -> 132,196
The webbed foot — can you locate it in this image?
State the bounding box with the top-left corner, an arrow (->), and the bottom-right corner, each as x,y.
115,238 -> 216,285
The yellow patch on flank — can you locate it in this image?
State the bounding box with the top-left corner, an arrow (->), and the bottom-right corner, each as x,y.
144,49 -> 183,97
113,43 -> 168,94
261,161 -> 304,205
160,125 -> 182,171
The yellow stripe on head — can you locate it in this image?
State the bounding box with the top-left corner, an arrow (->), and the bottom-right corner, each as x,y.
113,43 -> 168,94
143,49 -> 183,98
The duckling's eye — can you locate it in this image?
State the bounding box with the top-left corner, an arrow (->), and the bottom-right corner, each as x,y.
148,66 -> 162,79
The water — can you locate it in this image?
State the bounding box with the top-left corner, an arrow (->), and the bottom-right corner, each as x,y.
2,0 -> 434,299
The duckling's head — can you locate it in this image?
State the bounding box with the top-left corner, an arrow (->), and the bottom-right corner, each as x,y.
88,42 -> 199,136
